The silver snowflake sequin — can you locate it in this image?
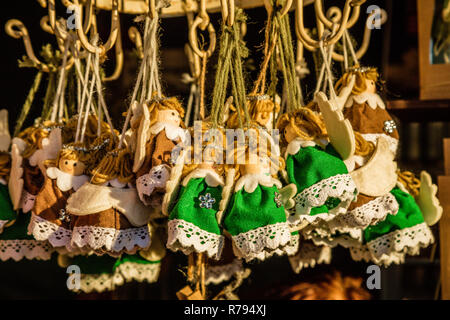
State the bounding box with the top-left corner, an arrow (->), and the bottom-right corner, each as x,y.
199,193 -> 216,209
58,209 -> 70,222
384,120 -> 397,134
274,192 -> 282,208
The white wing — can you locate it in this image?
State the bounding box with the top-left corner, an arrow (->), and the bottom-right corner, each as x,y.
0,110 -> 11,152
9,143 -> 24,210
416,171 -> 443,226
350,135 -> 398,197
133,102 -> 150,173
315,91 -> 355,160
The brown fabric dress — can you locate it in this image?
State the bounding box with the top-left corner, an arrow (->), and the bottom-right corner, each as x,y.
23,159 -> 45,196
343,102 -> 399,139
70,207 -> 150,256
137,129 -> 179,206
29,174 -> 74,247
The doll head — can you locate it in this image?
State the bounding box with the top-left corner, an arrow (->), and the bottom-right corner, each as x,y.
183,121 -> 225,178
335,66 -> 380,96
147,94 -> 185,128
90,147 -> 134,185
226,95 -> 280,130
276,108 -> 327,146
0,152 -> 11,183
225,124 -> 285,181
55,143 -> 92,176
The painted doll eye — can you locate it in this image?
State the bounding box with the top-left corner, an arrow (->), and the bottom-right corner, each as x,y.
73,162 -> 77,167
171,112 -> 176,116
65,161 -> 68,165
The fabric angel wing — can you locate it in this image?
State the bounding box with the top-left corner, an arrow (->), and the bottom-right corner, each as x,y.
0,110 -> 11,152
416,171 -> 443,226
315,91 -> 355,161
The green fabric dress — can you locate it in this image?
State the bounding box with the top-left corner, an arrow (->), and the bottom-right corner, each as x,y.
0,211 -> 54,261
0,183 -> 17,234
350,187 -> 434,266
285,138 -> 357,227
223,173 -> 292,262
167,168 -> 225,259
66,253 -> 161,293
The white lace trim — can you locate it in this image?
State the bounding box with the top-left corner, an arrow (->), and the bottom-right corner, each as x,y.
367,222 -> 434,261
72,261 -> 161,293
205,259 -> 244,285
116,261 -> 161,284
329,193 -> 399,232
182,168 -> 224,187
0,239 -> 54,261
344,92 -> 386,109
231,222 -> 292,262
149,122 -> 187,143
167,219 -> 224,259
46,167 -> 89,192
71,225 -> 151,253
360,133 -> 398,155
75,272 -> 125,294
28,213 -> 73,248
302,226 -> 363,249
285,232 -> 301,256
289,242 -> 332,273
234,173 -> 282,193
285,138 -> 316,158
350,245 -> 406,267
289,174 -> 357,225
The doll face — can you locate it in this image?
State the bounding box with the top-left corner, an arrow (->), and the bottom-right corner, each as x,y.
198,161 -> 218,172
59,157 -> 86,176
243,155 -> 271,175
283,123 -> 298,144
364,78 -> 376,94
157,109 -> 181,127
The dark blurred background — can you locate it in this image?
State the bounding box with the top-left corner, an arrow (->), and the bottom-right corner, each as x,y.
0,0 -> 446,300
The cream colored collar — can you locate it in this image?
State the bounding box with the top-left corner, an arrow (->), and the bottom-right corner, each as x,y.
285,137 -> 316,158
235,173 -> 282,193
46,167 -> 89,192
66,183 -> 150,227
0,178 -> 6,185
345,92 -> 386,110
149,122 -> 187,143
182,168 -> 224,187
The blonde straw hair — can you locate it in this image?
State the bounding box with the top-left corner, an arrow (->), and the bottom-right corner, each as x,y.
146,94 -> 185,128
335,66 -> 380,96
90,148 -> 134,185
18,126 -> 51,159
276,107 -> 327,147
227,97 -> 280,129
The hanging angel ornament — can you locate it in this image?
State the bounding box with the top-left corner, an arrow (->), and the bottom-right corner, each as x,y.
331,66 -> 440,266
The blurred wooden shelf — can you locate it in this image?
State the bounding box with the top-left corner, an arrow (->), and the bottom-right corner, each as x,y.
387,99 -> 450,122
